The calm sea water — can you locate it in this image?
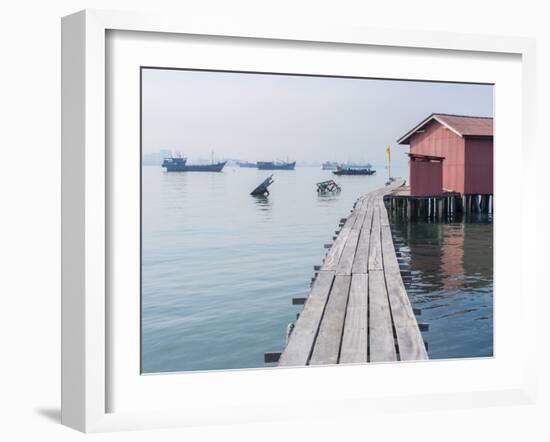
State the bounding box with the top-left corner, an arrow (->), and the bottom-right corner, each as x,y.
390,216 -> 493,359
141,165 -> 493,373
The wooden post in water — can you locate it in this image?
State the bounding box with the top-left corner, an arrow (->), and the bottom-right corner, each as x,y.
454,196 -> 458,216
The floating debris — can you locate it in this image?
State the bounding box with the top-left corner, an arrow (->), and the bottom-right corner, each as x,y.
316,179 -> 341,193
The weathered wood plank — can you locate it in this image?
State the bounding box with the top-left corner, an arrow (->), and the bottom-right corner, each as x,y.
323,197 -> 371,268
368,205 -> 383,271
384,266 -> 428,360
379,198 -> 391,227
340,273 -> 368,363
322,213 -> 359,270
335,230 -> 360,275
351,204 -> 374,274
380,224 -> 400,267
309,275 -> 352,365
394,326 -> 428,360
334,196 -> 371,276
369,270 -> 397,362
278,271 -> 335,366
380,225 -> 428,360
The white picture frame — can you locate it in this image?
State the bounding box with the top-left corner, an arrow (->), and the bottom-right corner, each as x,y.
61,9 -> 537,433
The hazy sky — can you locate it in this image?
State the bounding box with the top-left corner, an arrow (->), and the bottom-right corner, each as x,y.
142,68 -> 493,167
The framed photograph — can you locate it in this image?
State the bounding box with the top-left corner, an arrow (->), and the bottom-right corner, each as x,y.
61,9 -> 537,432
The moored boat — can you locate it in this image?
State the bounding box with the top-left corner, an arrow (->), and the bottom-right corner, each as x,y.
321,161 -> 339,170
257,161 -> 296,170
162,157 -> 227,172
333,163 -> 376,176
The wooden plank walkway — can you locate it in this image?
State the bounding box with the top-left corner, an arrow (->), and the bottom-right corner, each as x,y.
278,179 -> 428,366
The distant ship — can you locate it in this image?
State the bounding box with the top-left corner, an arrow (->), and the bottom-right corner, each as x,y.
257,161 -> 296,170
162,157 -> 227,172
321,161 -> 339,170
237,161 -> 257,168
333,163 -> 376,176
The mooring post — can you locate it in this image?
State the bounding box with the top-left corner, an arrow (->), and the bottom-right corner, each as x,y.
482,195 -> 488,213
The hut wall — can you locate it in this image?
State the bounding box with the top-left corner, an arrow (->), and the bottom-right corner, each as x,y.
409,159 -> 443,196
464,137 -> 493,194
409,121 -> 465,193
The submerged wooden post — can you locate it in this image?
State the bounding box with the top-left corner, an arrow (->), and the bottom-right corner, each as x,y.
250,174 -> 274,196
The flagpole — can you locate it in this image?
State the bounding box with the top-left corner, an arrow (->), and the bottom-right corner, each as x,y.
388,153 -> 391,181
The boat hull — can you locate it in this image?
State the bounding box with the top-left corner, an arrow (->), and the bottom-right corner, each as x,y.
333,169 -> 376,176
163,161 -> 227,172
257,161 -> 296,170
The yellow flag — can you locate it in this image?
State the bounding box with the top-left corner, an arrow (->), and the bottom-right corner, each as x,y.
386,144 -> 391,166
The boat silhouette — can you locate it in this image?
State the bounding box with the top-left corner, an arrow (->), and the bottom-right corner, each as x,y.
162,157 -> 226,172
257,161 -> 296,170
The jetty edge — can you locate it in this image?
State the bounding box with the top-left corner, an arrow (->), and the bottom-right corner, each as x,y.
274,178 -> 428,366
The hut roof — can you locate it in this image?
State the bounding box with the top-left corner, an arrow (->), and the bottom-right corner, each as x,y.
397,113 -> 493,144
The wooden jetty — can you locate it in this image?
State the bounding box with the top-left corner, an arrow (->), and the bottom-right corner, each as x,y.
269,179 -> 428,366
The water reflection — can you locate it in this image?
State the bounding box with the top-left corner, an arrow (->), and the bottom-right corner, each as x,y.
252,195 -> 273,218
316,193 -> 341,202
390,215 -> 493,359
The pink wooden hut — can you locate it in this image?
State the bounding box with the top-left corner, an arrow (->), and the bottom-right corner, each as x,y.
397,114 -> 493,196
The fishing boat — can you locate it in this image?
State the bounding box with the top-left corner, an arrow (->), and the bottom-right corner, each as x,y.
333,163 -> 376,176
321,161 -> 339,170
257,160 -> 296,170
237,161 -> 257,168
162,157 -> 227,172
